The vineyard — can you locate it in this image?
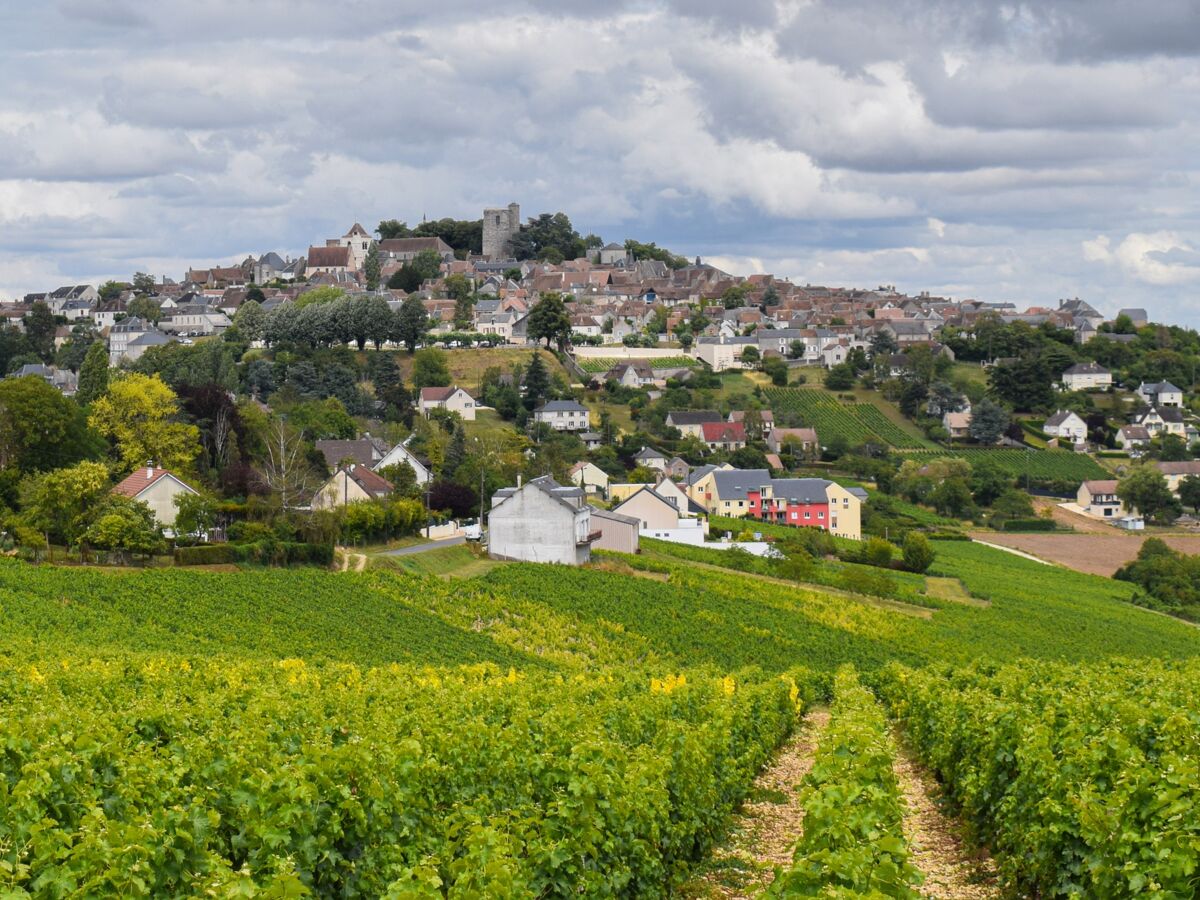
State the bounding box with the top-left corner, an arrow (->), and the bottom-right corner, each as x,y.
763,388 -> 933,449
576,355 -> 698,373
2,538 -> 1200,894
901,447 -> 1108,481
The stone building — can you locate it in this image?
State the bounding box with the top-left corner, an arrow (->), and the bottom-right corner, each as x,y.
483,203 -> 521,259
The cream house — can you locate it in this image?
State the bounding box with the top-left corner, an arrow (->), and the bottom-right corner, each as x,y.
569,460 -> 610,495
312,464 -> 393,510
111,465 -> 199,530
418,385 -> 477,421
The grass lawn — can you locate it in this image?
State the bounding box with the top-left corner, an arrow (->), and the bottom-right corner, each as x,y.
374,544 -> 506,578
464,408 -> 521,443
396,347 -> 574,392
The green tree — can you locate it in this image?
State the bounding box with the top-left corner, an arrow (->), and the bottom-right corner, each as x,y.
901,531 -> 935,573
132,272 -> 156,294
824,363 -> 856,390
968,399 -> 1010,445
623,239 -> 688,269
1179,475 -> 1200,514
363,242 -> 381,290
0,376 -> 100,471
83,496 -> 164,561
526,293 -> 572,350
412,348 -> 451,390
232,299 -> 266,343
445,274 -> 475,329
740,346 -> 761,367
98,280 -> 124,302
127,296 -> 162,323
88,373 -> 201,474
376,219 -> 411,240
393,295 -> 429,352
762,355 -> 789,386
442,424 -> 467,478
1118,465 -> 1179,523
510,212 -> 586,261
522,352 -> 550,410
18,460 -> 111,547
173,491 -> 217,537
23,301 -> 57,362
76,341 -> 110,406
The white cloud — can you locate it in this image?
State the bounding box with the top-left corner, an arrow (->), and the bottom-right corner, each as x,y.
1085,231 -> 1200,285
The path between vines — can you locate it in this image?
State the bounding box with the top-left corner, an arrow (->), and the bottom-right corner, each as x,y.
686,707 -> 831,898
685,709 -> 1000,899
892,735 -> 1000,899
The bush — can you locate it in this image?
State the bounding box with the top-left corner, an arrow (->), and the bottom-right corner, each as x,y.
175,542 -> 334,567
902,532 -> 935,573
1000,519 -> 1057,532
860,536 -> 895,568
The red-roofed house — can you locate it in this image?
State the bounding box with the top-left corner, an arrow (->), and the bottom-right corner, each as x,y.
418,385 -> 476,420
306,245 -> 352,275
701,421 -> 746,451
313,464 -> 394,510
111,465 -> 199,530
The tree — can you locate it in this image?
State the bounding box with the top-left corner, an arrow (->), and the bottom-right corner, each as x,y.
76,341 -> 110,406
869,330 -> 899,358
394,295 -> 429,352
0,376 -> 100,472
788,340 -> 806,360
377,219 -> 411,240
1118,465 -> 1179,523
442,424 -> 467,478
623,239 -> 688,269
929,477 -> 975,517
83,496 -> 164,561
412,348 -> 451,390
87,373 -> 201,474
23,301 -> 57,362
968,399 -> 1010,445
132,272 -> 156,294
762,356 -> 788,386
173,491 -> 217,537
363,242 -> 381,290
740,346 -> 761,367
510,213 -> 586,261
1179,475 -> 1200,514
445,274 -> 475,329
98,281 -> 124,302
902,532 -> 936,573
18,460 -> 111,547
390,249 -> 444,293
824,363 -> 856,390
259,418 -> 318,508
233,299 -> 266,343
127,296 -> 162,323
413,218 -> 484,255
969,458 -> 1011,506
523,352 -> 550,410
526,293 -> 572,350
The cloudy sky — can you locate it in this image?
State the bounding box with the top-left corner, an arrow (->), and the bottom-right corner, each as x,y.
4,1 -> 1200,322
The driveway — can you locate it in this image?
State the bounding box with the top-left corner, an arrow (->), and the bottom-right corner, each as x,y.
382,536 -> 466,556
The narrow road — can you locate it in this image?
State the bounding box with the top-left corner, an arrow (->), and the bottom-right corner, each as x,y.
381,536 -> 465,556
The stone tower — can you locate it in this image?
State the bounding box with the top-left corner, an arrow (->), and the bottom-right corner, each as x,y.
482,202 -> 520,259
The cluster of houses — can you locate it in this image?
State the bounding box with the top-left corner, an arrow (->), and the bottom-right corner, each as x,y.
1076,459 -> 1200,529
486,453 -> 864,566
1,205 -> 1159,384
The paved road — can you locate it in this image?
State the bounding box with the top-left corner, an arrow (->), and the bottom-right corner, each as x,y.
382,536 -> 466,556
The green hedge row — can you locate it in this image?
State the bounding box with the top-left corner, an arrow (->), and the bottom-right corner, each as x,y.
1000,519 -> 1057,532
175,542 -> 334,567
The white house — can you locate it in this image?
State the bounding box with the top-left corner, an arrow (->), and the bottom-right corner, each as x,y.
488,476 -> 595,565
1136,406 -> 1186,437
111,465 -> 198,531
695,335 -> 757,371
1044,410 -> 1088,444
375,441 -> 432,485
612,485 -> 707,546
1077,480 -> 1124,519
418,385 -> 477,421
1061,362 -> 1112,391
534,399 -> 590,431
1138,381 -> 1183,408
632,446 -> 668,471
1116,424 -> 1151,450
568,460 -> 610,495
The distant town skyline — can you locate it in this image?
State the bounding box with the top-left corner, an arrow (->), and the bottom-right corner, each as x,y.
3,1 -> 1199,323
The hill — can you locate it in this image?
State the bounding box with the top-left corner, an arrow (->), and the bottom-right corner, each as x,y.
1,543 -> 1198,895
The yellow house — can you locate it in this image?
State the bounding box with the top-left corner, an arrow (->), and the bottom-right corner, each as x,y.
824,482 -> 864,541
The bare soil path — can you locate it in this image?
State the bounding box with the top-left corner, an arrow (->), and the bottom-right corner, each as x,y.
682,708 -> 831,898
892,737 -> 1000,899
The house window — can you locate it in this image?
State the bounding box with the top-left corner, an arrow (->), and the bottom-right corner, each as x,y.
790,512 -> 798,520
818,512 -> 824,519
804,512 -> 811,519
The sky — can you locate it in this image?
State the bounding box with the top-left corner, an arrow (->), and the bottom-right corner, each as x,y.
3,1 -> 1200,323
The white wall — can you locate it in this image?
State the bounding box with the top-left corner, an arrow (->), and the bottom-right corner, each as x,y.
488,485 -> 589,565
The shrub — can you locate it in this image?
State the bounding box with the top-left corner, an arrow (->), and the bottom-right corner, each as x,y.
1000,519 -> 1056,532
901,532 -> 935,573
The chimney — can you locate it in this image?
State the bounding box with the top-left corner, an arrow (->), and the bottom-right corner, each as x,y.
146,462 -> 154,478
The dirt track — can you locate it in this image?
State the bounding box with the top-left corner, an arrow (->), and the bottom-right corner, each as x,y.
970,532 -> 1200,576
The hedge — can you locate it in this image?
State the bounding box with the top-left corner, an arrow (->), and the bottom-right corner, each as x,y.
1000,519 -> 1057,532
175,542 -> 334,567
